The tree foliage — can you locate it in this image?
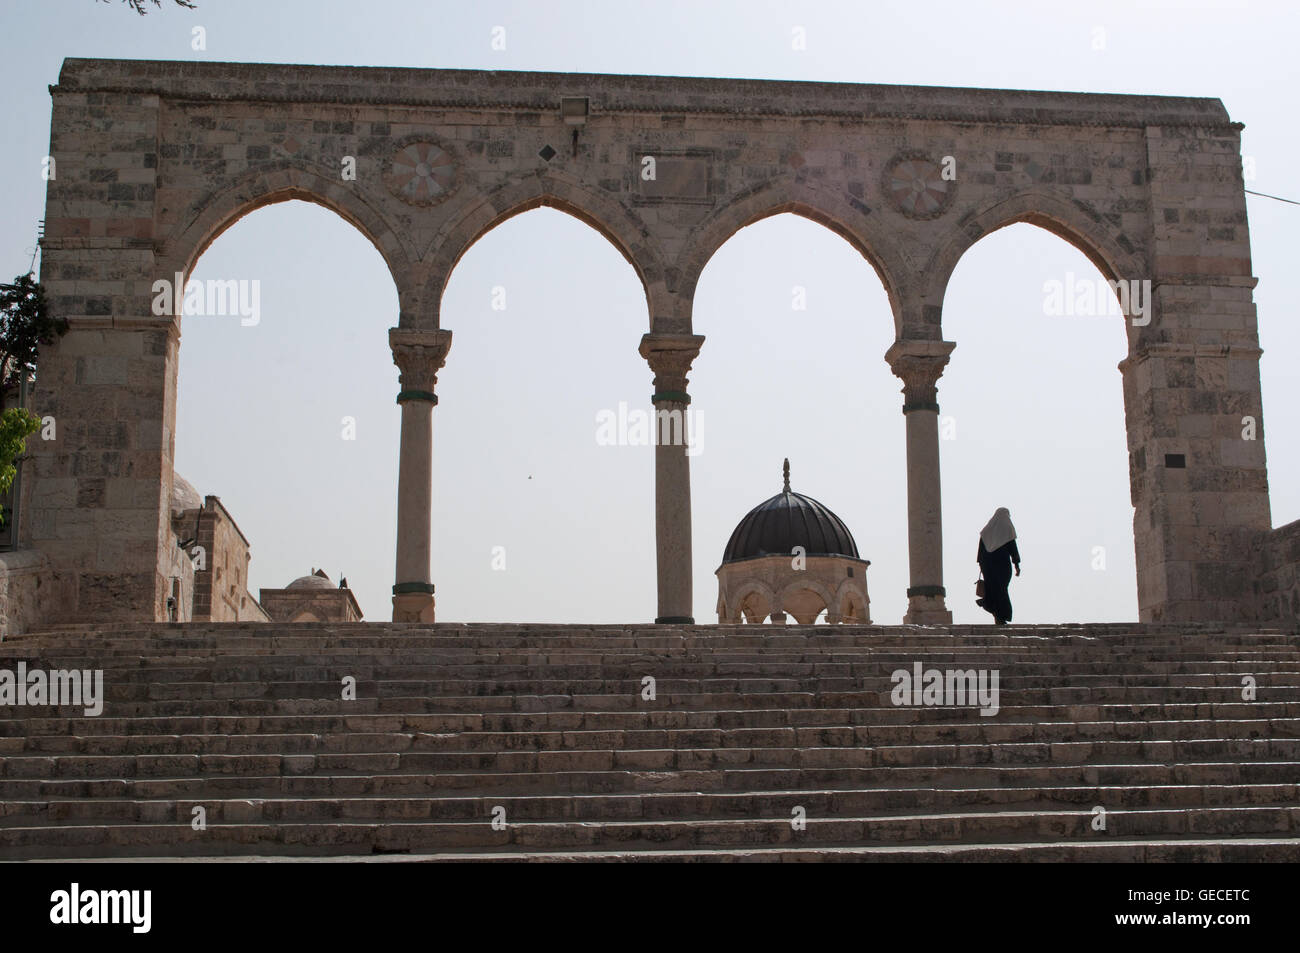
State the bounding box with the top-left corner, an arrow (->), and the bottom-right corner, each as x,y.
0,274 -> 67,392
97,0 -> 197,14
0,408 -> 41,523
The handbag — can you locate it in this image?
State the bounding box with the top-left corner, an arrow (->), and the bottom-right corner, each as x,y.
975,575 -> 985,599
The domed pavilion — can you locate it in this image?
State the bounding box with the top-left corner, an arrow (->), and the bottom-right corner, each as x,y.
716,460 -> 871,624
259,568 -> 363,623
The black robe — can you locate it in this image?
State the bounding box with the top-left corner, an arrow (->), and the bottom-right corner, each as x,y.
977,538 -> 1020,624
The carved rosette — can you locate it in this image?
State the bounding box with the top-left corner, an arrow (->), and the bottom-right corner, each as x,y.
885,340 -> 956,412
384,138 -> 457,206
639,333 -> 705,403
390,328 -> 453,402
882,151 -> 955,220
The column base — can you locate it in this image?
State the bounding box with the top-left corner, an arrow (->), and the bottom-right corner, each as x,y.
904,591 -> 952,625
392,591 -> 436,623
655,615 -> 695,624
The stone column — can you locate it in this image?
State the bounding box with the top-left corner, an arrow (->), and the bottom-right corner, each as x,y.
639,333 -> 705,623
389,328 -> 453,623
885,339 -> 956,624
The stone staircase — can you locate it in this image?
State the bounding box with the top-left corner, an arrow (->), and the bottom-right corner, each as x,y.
1,622 -> 1298,862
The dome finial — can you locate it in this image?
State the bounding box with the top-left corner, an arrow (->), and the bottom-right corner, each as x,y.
782,458 -> 790,493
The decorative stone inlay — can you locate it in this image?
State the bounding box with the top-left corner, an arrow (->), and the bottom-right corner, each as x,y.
882,152 -> 954,219
385,140 -> 456,205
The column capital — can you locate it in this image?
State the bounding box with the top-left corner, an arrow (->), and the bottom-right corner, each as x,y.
639,333 -> 704,402
885,339 -> 956,411
390,327 -> 453,401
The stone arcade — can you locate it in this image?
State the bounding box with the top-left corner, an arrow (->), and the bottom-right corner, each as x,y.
15,58 -> 1300,632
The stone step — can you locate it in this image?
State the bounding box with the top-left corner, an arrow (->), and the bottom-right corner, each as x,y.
3,782 -> 1297,826
9,643 -> 1294,661
240,839 -> 1300,862
11,640 -> 1297,659
1,716 -> 1293,757
16,677 -> 1300,704
14,840 -> 1298,862
3,804 -> 1298,859
12,632 -> 1295,652
4,737 -> 1298,780
8,660 -> 1298,682
6,690 -> 1294,719
10,637 -> 1296,653
7,759 -> 1297,801
12,652 -> 1295,670
5,703 -> 1300,738
19,620 -> 1278,634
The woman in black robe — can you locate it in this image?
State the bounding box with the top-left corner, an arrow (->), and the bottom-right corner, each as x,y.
976,507 -> 1020,625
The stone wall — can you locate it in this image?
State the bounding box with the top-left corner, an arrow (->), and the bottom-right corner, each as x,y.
1252,521 -> 1300,627
180,496 -> 268,623
0,549 -> 54,639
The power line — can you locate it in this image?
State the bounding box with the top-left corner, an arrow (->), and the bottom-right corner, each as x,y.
1245,188 -> 1300,206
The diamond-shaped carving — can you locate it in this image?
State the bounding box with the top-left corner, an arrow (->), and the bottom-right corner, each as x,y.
538,144 -> 557,162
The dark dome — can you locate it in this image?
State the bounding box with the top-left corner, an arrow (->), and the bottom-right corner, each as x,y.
721,460 -> 860,564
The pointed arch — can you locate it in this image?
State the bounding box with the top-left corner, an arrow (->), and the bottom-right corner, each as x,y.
157,161 -> 415,316
922,188 -> 1149,343
676,178 -> 908,334
936,198 -> 1143,625
421,172 -> 665,328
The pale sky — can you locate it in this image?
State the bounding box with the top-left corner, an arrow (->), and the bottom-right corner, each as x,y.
2,0 -> 1296,625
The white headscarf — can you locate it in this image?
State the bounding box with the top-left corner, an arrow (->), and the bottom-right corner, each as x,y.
980,508 -> 1017,553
